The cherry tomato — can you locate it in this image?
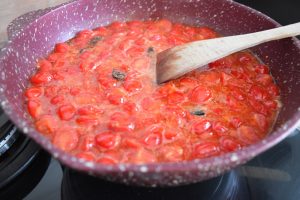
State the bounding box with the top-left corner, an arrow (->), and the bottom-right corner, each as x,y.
57,104 -> 76,121
95,132 -> 120,150
219,136 -> 242,152
30,71 -> 53,85
192,142 -> 220,159
53,127 -> 79,152
35,115 -> 57,135
191,119 -> 212,135
25,87 -> 43,98
189,85 -> 211,103
27,99 -> 42,118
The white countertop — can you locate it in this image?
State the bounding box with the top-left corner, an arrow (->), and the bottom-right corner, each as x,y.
0,0 -> 68,45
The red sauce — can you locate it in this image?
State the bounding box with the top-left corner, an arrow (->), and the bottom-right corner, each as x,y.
25,20 -> 280,164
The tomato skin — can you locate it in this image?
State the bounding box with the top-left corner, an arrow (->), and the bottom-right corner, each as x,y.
268,84 -> 280,97
178,77 -> 198,92
256,74 -> 273,86
167,92 -> 185,104
25,87 -> 43,98
126,148 -> 157,164
44,86 -> 58,98
54,43 -> 69,53
159,145 -> 184,162
264,100 -> 278,110
143,133 -> 162,147
70,87 -> 81,96
237,125 -> 261,144
53,128 -> 79,152
97,156 -> 118,165
219,136 -> 242,152
189,85 -> 211,103
77,105 -> 104,116
195,27 -> 218,39
122,137 -> 142,149
50,95 -> 64,105
107,88 -> 126,105
126,46 -> 145,57
248,98 -> 268,116
255,64 -> 269,74
164,130 -> 178,140
94,27 -> 109,36
27,99 -> 42,118
122,102 -> 138,114
98,75 -> 118,89
249,85 -> 269,101
212,121 -> 228,136
230,117 -> 242,128
38,59 -> 52,71
78,134 -> 95,151
253,113 -> 268,131
191,119 -> 212,135
192,142 -> 220,159
30,71 -> 53,85
35,115 -> 57,135
57,104 -> 76,121
76,116 -> 99,126
108,112 -> 135,132
123,79 -> 142,92
95,132 -> 120,150
76,152 -> 96,161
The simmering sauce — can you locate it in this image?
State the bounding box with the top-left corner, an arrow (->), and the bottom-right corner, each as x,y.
25,20 -> 280,164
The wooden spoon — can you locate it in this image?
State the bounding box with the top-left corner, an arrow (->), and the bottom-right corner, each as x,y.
156,22 -> 300,84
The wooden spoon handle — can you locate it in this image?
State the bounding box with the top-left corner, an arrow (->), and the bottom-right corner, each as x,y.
156,22 -> 300,83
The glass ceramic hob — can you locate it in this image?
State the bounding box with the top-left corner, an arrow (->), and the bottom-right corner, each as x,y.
0,0 -> 299,199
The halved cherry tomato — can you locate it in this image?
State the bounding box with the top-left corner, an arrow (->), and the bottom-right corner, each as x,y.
35,115 -> 57,135
27,99 -> 42,118
57,104 -> 76,121
123,79 -> 142,92
167,92 -> 185,104
95,132 -> 120,150
54,43 -> 69,53
159,145 -> 184,162
107,88 -> 126,105
108,112 -> 135,132
25,87 -> 43,98
192,142 -> 220,159
219,136 -> 242,152
30,71 -> 53,85
191,119 -> 212,135
189,85 -> 211,103
237,125 -> 261,144
53,128 -> 79,152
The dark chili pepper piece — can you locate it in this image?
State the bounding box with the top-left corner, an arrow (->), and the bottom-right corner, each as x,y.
112,69 -> 126,81
79,48 -> 88,54
191,110 -> 205,116
89,36 -> 102,47
147,47 -> 154,54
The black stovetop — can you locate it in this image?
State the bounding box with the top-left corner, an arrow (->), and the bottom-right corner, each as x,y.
0,0 -> 299,199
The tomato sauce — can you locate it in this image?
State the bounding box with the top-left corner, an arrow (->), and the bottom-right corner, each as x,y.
25,20 -> 280,164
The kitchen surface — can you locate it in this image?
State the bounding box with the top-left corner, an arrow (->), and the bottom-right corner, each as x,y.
0,0 -> 300,200
0,0 -> 68,45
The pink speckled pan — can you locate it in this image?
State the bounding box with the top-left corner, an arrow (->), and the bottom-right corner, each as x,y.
0,0 -> 300,187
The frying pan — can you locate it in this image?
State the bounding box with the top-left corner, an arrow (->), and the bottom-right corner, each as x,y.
0,0 -> 300,187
